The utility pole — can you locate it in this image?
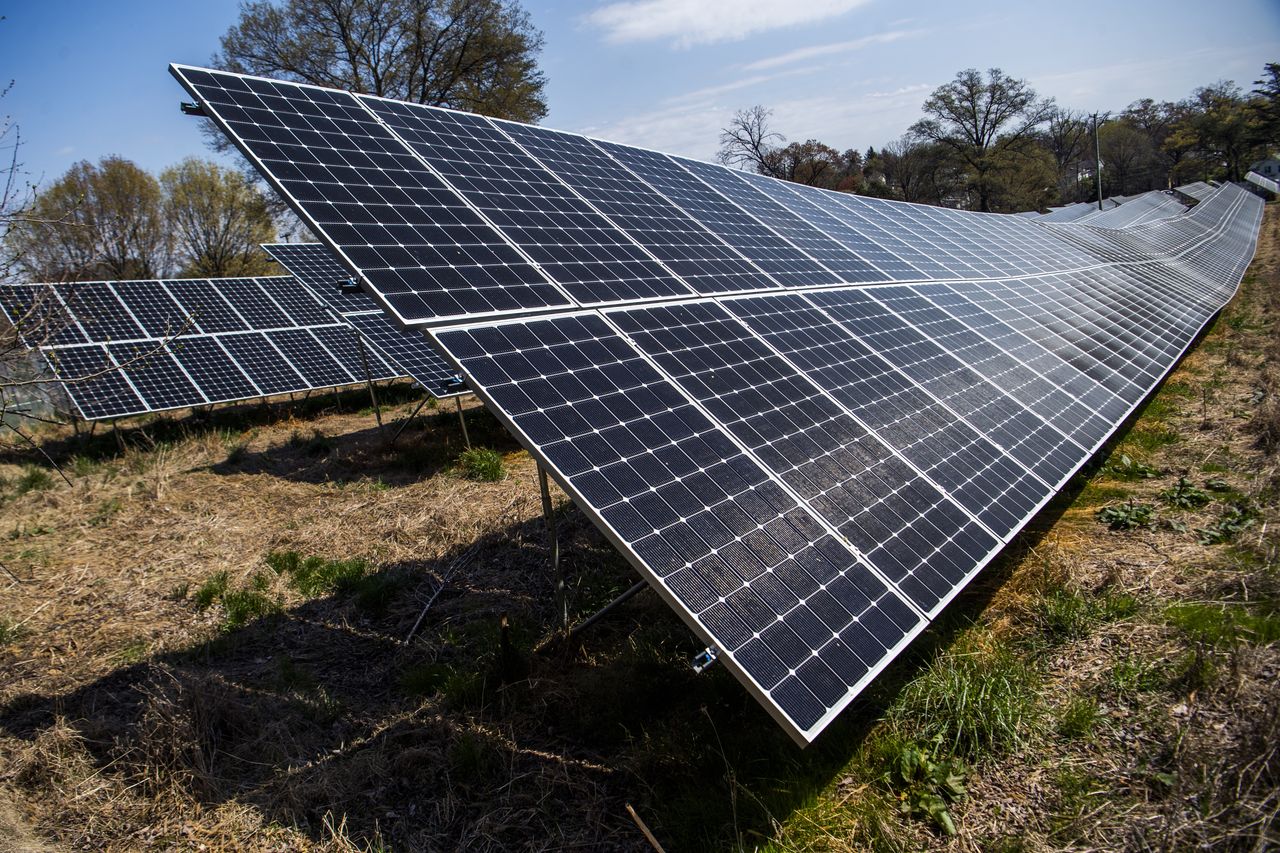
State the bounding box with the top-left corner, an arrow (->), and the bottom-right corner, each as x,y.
1092,112 -> 1104,210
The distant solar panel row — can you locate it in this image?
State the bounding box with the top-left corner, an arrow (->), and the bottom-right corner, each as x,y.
1072,191 -> 1187,229
1175,181 -> 1216,202
0,276 -> 400,420
262,243 -> 463,398
172,64 -> 1265,744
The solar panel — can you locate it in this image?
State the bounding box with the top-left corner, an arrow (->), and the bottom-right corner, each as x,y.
0,276 -> 399,420
1246,171 -> 1279,194
262,242 -> 464,397
174,64 -> 1264,745
1174,181 -> 1216,202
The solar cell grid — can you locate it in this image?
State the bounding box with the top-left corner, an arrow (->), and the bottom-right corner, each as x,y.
497,122 -> 778,293
606,301 -> 999,615
722,294 -> 1049,537
363,96 -> 693,306
433,310 -> 925,740
674,158 -> 885,283
596,141 -> 840,289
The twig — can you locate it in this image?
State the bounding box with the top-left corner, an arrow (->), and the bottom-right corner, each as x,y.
0,560 -> 19,583
1,420 -> 71,485
625,803 -> 666,853
403,544 -> 478,645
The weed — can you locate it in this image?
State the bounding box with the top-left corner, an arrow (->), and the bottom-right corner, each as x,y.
448,730 -> 503,787
1096,500 -> 1157,531
1197,500 -> 1259,545
1160,477 -> 1211,510
114,639 -> 149,664
888,631 -> 1039,759
880,738 -> 967,836
457,447 -> 505,482
1170,647 -> 1218,693
192,571 -> 229,610
1057,696 -> 1101,739
1166,602 -> 1280,647
1204,477 -> 1233,492
1108,454 -> 1163,481
167,582 -> 189,601
1036,590 -> 1095,641
219,588 -> 280,630
1109,654 -> 1166,695
399,662 -> 454,697
8,466 -> 53,498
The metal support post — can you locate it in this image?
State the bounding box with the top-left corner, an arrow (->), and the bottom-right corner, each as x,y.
354,330 -> 383,430
455,395 -> 472,450
566,580 -> 647,640
390,395 -> 431,446
538,465 -> 566,630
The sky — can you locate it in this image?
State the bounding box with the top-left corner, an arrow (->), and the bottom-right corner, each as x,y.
2,0 -> 1278,190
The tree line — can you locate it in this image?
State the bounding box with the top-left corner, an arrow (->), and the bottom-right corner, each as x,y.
718,63 -> 1280,213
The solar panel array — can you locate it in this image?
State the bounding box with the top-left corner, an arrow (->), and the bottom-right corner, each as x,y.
262,243 -> 463,397
173,64 -> 1264,744
0,277 -> 400,420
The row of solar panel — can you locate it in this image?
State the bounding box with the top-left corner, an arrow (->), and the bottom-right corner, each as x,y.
429,185 -> 1263,741
174,65 -> 1172,329
0,272 -> 462,420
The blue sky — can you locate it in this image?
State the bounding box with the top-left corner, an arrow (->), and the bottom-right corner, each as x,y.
3,0 -> 1278,189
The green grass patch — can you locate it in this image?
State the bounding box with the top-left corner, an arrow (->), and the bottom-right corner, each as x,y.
1075,480 -> 1133,507
192,571 -> 229,610
114,638 -> 150,664
1056,695 -> 1101,740
1165,602 -> 1280,647
1108,654 -> 1166,695
219,587 -> 281,630
1124,424 -> 1181,453
886,631 -> 1040,760
3,466 -> 54,500
399,661 -> 455,697
456,447 -> 505,482
267,550 -> 368,596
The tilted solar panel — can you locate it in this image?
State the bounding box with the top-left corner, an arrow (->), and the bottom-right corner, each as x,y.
173,64 -> 1264,744
0,276 -> 398,420
262,243 -> 464,398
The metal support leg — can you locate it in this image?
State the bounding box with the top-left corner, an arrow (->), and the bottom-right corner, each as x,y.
390,395 -> 431,446
455,395 -> 472,450
538,465 -> 566,630
567,580 -> 647,640
354,330 -> 383,430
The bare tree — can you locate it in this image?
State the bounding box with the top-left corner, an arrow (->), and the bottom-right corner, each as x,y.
1043,107 -> 1092,202
716,105 -> 785,176
911,68 -> 1055,211
213,0 -> 547,120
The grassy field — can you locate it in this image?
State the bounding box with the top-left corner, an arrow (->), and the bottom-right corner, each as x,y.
0,207 -> 1277,852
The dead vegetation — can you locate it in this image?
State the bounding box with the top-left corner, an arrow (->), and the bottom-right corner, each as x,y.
0,210 -> 1277,851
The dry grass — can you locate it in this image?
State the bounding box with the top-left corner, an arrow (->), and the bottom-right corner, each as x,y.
0,211 -> 1278,851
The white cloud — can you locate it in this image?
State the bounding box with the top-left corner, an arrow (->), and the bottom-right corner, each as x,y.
741,29 -> 921,72
583,0 -> 874,48
577,78 -> 934,164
